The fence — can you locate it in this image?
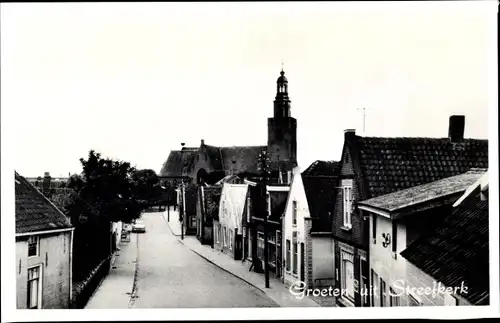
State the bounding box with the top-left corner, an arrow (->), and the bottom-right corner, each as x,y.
70,256 -> 111,309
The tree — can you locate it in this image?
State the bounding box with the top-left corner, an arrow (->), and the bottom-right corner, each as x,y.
131,169 -> 163,205
68,150 -> 143,224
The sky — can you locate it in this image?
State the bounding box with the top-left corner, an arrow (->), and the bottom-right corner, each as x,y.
1,1 -> 497,177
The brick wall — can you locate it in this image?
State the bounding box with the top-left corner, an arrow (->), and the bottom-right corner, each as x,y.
16,231 -> 72,309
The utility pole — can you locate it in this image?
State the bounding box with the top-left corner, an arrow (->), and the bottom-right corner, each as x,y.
258,150 -> 270,289
181,180 -> 185,240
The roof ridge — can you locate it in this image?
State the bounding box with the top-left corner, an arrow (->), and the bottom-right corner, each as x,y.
357,135 -> 487,141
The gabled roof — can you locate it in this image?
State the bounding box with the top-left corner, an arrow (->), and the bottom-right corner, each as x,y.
400,198 -> 489,305
357,169 -> 486,219
347,135 -> 488,199
302,175 -> 338,233
219,146 -> 266,174
215,174 -> 241,185
302,160 -> 341,177
15,172 -> 72,235
160,143 -> 266,177
159,149 -> 198,177
453,171 -> 489,207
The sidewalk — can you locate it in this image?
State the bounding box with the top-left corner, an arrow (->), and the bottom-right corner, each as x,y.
162,208 -> 182,236
163,217 -> 320,307
85,233 -> 138,309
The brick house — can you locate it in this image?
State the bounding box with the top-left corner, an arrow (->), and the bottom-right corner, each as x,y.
15,172 -> 74,309
159,69 -> 299,236
213,183 -> 249,259
332,115 -> 488,307
399,171 -> 489,306
357,169 -> 486,307
196,185 -> 223,245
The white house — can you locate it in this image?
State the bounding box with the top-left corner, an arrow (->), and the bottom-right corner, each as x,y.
282,164 -> 339,289
15,172 -> 74,309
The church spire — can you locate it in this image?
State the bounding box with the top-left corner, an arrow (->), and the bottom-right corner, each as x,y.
274,68 -> 291,118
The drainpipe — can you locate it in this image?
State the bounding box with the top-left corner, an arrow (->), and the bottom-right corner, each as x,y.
69,228 -> 74,306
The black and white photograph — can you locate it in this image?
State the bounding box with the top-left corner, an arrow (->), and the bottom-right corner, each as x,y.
1,1 -> 498,321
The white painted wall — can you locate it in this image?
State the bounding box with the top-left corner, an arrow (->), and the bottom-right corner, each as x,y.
218,183 -> 248,234
312,236 -> 334,287
282,166 -> 310,286
369,214 -> 409,306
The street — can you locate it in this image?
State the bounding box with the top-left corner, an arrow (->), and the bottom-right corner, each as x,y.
87,211 -> 278,308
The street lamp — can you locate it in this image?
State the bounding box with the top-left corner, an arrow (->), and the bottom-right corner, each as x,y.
258,150 -> 271,289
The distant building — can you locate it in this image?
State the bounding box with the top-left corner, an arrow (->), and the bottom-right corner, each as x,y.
196,185 -> 223,245
15,172 -> 74,309
159,69 -> 298,235
213,183 -> 249,260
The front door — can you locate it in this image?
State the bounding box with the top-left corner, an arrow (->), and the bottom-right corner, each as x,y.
300,242 -> 305,283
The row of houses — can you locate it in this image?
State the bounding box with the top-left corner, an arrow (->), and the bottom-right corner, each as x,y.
170,115 -> 489,307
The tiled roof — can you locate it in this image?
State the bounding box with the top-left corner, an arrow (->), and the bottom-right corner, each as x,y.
160,143 -> 266,178
400,198 -> 489,305
15,172 -> 72,234
357,169 -> 486,215
302,175 -> 338,233
302,160 -> 341,177
220,146 -> 266,174
351,136 -> 488,198
159,149 -> 198,177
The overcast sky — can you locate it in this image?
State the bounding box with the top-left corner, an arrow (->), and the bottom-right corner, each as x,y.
2,1 -> 497,177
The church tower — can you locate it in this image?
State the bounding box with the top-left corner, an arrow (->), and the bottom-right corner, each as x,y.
267,68 -> 297,172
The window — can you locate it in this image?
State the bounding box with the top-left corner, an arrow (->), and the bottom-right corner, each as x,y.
371,270 -> 380,307
444,292 -> 458,306
292,201 -> 297,226
28,236 -> 39,258
392,222 -> 397,258
341,250 -> 355,301
390,288 -> 400,306
215,225 -> 219,243
27,266 -> 41,309
246,197 -> 251,223
360,257 -> 369,306
372,215 -> 377,244
342,180 -> 353,229
292,232 -> 298,274
229,229 -> 233,250
380,278 -> 387,307
257,232 -> 265,259
223,227 -> 227,246
247,229 -> 253,259
286,240 -> 291,271
266,193 -> 271,216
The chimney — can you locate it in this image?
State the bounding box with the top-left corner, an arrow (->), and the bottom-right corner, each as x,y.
344,129 -> 356,140
181,143 -> 185,150
42,172 -> 52,196
201,139 -> 205,147
448,115 -> 465,142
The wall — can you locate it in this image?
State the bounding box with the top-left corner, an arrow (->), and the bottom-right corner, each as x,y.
282,167 -> 309,287
312,236 -> 334,287
16,231 -> 72,309
369,213 -> 408,306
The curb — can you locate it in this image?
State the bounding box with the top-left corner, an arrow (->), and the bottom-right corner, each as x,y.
128,234 -> 140,308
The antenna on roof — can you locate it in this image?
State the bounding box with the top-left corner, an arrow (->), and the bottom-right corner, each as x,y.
357,107 -> 366,134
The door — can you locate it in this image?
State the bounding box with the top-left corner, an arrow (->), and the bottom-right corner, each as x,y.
300,242 -> 305,283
